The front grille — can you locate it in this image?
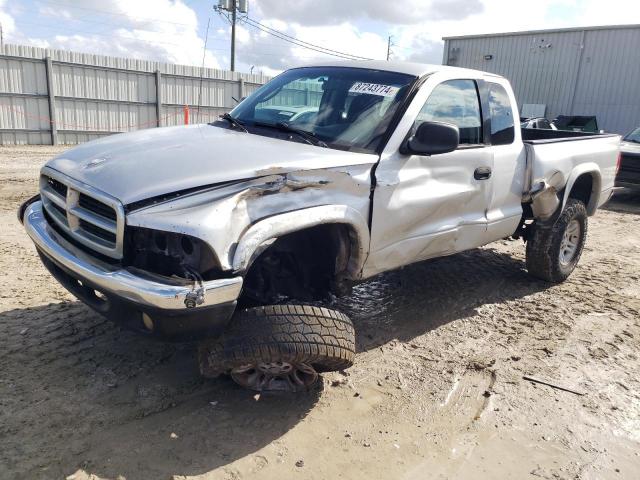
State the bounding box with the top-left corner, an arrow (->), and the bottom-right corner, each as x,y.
79,193 -> 117,221
47,177 -> 67,197
49,201 -> 67,219
40,168 -> 125,259
79,219 -> 117,243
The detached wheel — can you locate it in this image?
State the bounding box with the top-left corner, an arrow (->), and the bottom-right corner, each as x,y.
526,198 -> 588,283
198,304 -> 355,392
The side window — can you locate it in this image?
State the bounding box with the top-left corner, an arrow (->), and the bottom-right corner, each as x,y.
488,83 -> 515,145
417,80 -> 482,145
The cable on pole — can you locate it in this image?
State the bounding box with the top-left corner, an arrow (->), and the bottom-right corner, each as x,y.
240,16 -> 373,61
197,16 -> 211,119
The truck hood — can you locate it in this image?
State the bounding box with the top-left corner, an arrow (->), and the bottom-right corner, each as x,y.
45,124 -> 377,205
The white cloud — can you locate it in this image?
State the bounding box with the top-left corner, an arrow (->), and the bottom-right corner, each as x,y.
5,0 -> 221,68
232,20 -> 389,77
3,0 -> 640,76
38,5 -> 73,20
245,0 -> 640,73
254,0 -> 483,26
572,0 -> 640,26
0,0 -> 17,39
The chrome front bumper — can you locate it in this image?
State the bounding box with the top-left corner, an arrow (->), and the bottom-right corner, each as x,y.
23,200 -> 243,311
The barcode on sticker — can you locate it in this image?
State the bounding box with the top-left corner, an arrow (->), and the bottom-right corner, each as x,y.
349,82 -> 400,97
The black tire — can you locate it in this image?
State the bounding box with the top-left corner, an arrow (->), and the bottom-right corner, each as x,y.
526,198 -> 588,283
198,304 -> 355,382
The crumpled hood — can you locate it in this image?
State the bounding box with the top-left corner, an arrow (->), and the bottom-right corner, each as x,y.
45,124 -> 377,205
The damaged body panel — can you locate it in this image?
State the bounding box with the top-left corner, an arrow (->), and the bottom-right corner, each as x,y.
125,164 -> 373,275
523,136 -> 619,219
20,60 -> 620,342
44,124 -> 377,206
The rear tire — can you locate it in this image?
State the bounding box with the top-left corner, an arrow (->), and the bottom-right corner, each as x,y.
198,304 -> 355,392
526,198 -> 588,283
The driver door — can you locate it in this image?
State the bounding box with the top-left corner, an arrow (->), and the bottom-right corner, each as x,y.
364,79 -> 494,277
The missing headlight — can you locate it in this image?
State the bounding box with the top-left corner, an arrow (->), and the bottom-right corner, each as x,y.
124,227 -> 221,280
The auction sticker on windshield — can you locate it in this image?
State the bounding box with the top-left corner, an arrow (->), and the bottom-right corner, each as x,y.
349,82 -> 400,97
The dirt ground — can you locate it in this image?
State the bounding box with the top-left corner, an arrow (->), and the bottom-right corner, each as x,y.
1,145 -> 640,480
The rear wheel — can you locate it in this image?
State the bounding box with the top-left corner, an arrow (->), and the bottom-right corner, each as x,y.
526,198 -> 588,283
198,304 -> 355,392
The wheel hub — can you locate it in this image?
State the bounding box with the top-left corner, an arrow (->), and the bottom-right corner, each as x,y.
559,219 -> 581,266
230,361 -> 318,392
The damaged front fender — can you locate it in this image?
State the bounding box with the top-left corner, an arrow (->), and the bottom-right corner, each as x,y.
232,204 -> 370,275
125,164 -> 373,277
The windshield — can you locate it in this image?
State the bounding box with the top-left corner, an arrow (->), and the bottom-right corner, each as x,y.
624,127 -> 640,143
229,67 -> 416,153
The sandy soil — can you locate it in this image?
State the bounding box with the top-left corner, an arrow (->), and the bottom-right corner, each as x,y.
1,145 -> 640,480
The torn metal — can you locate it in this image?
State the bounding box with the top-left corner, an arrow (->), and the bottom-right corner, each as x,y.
126,165 -> 373,279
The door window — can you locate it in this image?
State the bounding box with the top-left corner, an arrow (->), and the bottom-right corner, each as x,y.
416,80 -> 482,145
488,83 -> 515,145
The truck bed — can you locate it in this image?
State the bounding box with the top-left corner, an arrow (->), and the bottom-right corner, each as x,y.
522,128 -> 620,215
522,128 -> 619,143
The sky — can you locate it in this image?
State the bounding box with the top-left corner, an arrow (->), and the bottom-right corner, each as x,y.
1,0 -> 639,76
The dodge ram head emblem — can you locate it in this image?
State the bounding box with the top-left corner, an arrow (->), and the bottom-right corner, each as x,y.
84,158 -> 107,169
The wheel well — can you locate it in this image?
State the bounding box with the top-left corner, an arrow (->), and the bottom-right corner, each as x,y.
239,224 -> 354,307
568,174 -> 594,208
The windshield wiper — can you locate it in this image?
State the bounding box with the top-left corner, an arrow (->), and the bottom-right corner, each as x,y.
254,121 -> 328,148
220,112 -> 248,132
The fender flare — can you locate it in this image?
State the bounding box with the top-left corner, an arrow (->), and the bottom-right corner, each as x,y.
232,205 -> 370,276
561,163 -> 602,215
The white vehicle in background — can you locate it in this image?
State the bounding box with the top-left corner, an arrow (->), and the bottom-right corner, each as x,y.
20,61 -> 620,392
615,126 -> 640,189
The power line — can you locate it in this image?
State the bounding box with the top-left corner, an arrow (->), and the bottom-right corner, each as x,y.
242,16 -> 373,60
241,16 -> 374,61
197,17 -> 211,114
242,19 -> 352,59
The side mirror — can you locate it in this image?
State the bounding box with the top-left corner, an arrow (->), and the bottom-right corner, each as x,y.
402,121 -> 460,156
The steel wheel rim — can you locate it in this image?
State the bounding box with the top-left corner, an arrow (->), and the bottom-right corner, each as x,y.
559,219 -> 581,266
230,361 -> 318,392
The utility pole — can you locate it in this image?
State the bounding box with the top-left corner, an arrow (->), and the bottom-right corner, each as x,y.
230,4 -> 236,71
215,0 -> 248,72
386,35 -> 393,61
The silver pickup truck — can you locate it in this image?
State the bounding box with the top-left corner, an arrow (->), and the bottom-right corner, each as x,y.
19,61 -> 619,392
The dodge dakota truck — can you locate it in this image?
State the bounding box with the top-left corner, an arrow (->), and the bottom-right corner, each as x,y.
19,61 -> 620,392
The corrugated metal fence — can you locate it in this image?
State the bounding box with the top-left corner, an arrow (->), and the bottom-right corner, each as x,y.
0,44 -> 270,145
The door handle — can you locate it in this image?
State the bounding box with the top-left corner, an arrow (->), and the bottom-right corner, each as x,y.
474,166 -> 492,180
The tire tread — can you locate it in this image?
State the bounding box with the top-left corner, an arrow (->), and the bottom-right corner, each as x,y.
526,198 -> 588,283
198,304 -> 355,378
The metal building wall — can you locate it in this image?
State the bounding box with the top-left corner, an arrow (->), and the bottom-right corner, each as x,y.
0,43 -> 270,145
443,25 -> 640,134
